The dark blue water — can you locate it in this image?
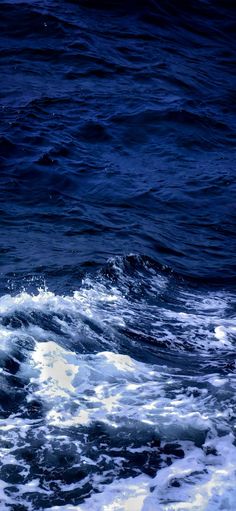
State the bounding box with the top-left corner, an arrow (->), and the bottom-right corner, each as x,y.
1,1 -> 236,510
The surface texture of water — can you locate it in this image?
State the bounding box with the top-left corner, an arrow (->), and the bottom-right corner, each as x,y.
1,1 -> 236,509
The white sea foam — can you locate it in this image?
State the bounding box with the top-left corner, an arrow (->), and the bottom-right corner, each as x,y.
45,473 -> 151,511
44,435 -> 236,511
143,434 -> 236,511
28,336 -> 236,446
0,280 -> 234,359
0,279 -> 235,509
2,437 -> 235,511
0,284 -> 124,318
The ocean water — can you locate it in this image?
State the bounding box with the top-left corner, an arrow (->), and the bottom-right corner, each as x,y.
1,1 -> 236,509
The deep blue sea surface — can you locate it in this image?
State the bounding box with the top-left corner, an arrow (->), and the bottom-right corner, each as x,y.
0,1 -> 236,509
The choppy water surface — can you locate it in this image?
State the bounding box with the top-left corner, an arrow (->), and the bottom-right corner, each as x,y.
1,1 -> 236,509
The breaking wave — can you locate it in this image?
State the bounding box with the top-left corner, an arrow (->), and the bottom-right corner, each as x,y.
0,256 -> 235,509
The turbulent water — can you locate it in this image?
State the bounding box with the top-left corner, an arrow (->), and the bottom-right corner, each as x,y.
1,0 -> 236,510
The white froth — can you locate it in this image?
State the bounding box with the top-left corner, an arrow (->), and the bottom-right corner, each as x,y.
43,434 -> 236,511
45,473 -> 151,511
31,341 -> 80,398
144,435 -> 236,511
208,375 -> 228,387
29,339 -> 232,441
0,281 -> 235,509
